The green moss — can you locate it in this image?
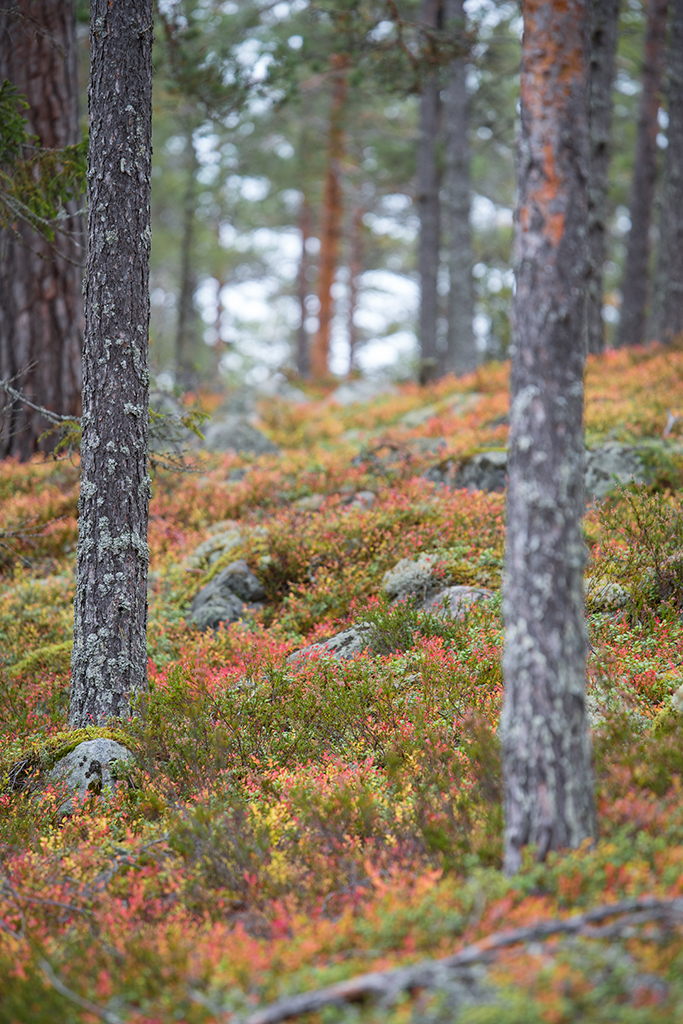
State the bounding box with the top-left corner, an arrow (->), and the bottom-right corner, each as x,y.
8,639 -> 73,678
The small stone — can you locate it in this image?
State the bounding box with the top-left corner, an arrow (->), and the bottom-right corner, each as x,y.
383,554 -> 442,602
454,450 -> 508,493
422,585 -> 492,618
48,738 -> 134,816
203,415 -> 280,456
288,624 -> 374,664
293,493 -> 326,512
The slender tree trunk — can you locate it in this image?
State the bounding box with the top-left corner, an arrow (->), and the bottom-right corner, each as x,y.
176,125 -> 199,389
0,0 -> 83,460
70,0 -> 153,728
615,0 -> 669,348
586,0 -> 620,355
296,193 -> 312,378
348,203 -> 364,373
502,0 -> 596,876
443,0 -> 476,376
417,0 -> 442,383
652,0 -> 683,343
311,57 -> 347,381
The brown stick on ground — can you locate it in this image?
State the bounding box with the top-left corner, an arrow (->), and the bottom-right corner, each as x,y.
231,896 -> 683,1024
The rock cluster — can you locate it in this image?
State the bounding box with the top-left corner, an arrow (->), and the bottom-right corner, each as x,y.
189,559 -> 266,630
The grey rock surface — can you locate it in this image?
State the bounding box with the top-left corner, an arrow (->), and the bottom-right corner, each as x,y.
189,560 -> 265,630
448,443 -> 654,497
203,415 -> 280,456
328,378 -> 398,406
48,739 -> 134,815
454,450 -> 508,492
584,442 -> 649,499
421,585 -> 493,618
383,554 -> 442,602
287,624 -> 375,664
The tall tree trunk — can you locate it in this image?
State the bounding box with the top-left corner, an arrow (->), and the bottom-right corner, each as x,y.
443,0 -> 476,376
586,0 -> 620,355
502,0 -> 595,876
176,124 -> 199,389
417,0 -> 442,384
652,0 -> 683,344
615,0 -> 669,348
348,202 -> 364,373
0,0 -> 83,460
70,0 -> 153,728
296,192 -> 313,378
311,57 -> 347,381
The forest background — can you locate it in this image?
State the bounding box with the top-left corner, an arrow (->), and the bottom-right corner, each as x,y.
5,1 -> 683,1022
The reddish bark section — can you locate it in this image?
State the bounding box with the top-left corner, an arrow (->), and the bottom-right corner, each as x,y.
311,57 -> 348,381
0,0 -> 83,459
502,0 -> 595,875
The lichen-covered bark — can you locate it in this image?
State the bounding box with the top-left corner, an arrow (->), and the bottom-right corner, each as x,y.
651,0 -> 683,344
586,0 -> 620,355
443,0 -> 476,376
295,192 -> 313,378
175,125 -> 200,389
0,0 -> 83,460
615,0 -> 669,348
310,57 -> 347,381
417,0 -> 441,382
502,0 -> 596,876
70,0 -> 153,728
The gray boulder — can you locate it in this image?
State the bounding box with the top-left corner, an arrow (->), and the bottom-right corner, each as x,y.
287,624 -> 374,664
48,738 -> 134,816
203,415 -> 280,456
448,443 -> 653,497
584,443 -> 649,499
189,559 -> 265,630
421,585 -> 493,618
454,450 -> 508,492
383,554 -> 442,602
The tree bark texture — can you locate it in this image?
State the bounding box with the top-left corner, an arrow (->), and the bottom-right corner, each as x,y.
443,0 -> 476,376
0,0 -> 83,460
652,0 -> 683,343
502,0 -> 596,876
348,203 -> 364,372
417,0 -> 442,383
70,0 -> 153,728
175,125 -> 199,388
615,0 -> 669,348
586,0 -> 620,355
310,58 -> 347,381
295,193 -> 312,378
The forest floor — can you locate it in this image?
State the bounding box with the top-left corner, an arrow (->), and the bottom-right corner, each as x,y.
3,344 -> 683,1022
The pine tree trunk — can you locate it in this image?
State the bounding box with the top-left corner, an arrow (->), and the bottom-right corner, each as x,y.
310,58 -> 347,381
70,0 -> 153,728
502,0 -> 596,876
0,0 -> 83,460
296,193 -> 312,378
417,0 -> 441,383
443,0 -> 476,376
176,125 -> 199,389
615,0 -> 669,348
348,203 -> 364,373
586,0 -> 620,355
652,0 -> 683,344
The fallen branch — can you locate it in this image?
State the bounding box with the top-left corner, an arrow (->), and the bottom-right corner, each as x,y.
232,896 -> 683,1024
38,958 -> 126,1024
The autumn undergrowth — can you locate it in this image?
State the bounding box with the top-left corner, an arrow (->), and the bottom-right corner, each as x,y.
3,345 -> 683,1022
